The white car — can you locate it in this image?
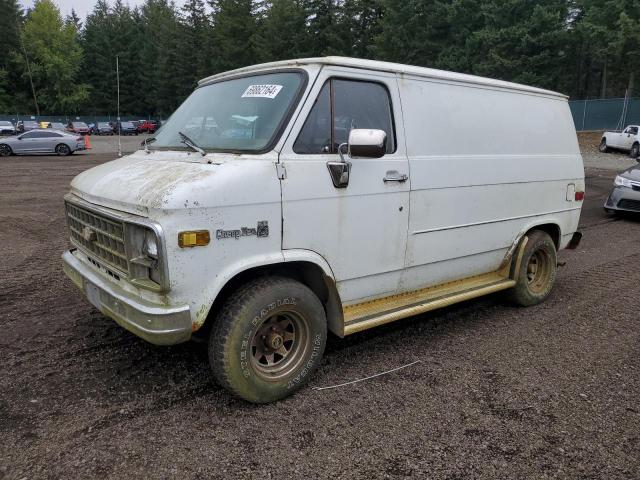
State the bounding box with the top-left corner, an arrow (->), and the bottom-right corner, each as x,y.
600,125 -> 640,158
62,57 -> 585,403
0,120 -> 15,135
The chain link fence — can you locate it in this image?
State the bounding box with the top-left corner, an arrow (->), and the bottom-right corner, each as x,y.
570,98 -> 640,132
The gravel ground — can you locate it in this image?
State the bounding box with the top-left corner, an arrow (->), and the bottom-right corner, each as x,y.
1,136 -> 639,479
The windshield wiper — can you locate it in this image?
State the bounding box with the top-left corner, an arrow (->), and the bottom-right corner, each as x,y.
178,131 -> 206,156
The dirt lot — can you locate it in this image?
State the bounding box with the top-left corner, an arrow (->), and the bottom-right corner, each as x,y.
1,136 -> 639,479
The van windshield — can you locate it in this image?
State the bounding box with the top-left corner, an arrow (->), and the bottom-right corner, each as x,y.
152,71 -> 304,153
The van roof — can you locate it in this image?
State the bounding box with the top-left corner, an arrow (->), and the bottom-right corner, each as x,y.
198,56 -> 567,100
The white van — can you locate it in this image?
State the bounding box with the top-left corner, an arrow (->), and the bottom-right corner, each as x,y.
62,57 -> 584,403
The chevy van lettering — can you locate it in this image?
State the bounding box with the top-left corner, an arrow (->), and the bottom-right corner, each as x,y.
216,221 -> 269,240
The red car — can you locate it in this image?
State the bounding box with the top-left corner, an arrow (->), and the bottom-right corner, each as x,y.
137,120 -> 158,134
67,121 -> 91,135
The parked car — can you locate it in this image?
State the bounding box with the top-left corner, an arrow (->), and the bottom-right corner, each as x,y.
67,121 -> 90,135
115,121 -> 138,135
17,120 -> 38,133
49,122 -> 67,131
604,164 -> 640,213
95,122 -> 114,135
0,129 -> 85,156
0,121 -> 16,135
62,57 -> 584,403
600,125 -> 640,157
137,120 -> 158,134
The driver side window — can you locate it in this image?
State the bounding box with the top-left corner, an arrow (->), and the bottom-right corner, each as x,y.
294,78 -> 396,155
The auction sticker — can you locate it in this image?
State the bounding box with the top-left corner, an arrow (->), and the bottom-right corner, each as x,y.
242,84 -> 283,99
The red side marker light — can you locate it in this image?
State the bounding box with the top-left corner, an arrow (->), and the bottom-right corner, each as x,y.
575,191 -> 585,201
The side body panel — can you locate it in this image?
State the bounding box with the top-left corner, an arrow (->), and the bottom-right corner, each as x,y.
398,75 -> 584,293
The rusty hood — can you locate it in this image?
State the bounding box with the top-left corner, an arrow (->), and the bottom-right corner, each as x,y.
69,151 -> 279,216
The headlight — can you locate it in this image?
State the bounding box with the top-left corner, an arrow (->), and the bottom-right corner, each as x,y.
127,225 -> 164,291
142,230 -> 158,258
614,175 -> 632,188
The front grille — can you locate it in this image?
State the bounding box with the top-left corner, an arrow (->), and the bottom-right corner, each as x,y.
617,199 -> 640,212
65,202 -> 129,275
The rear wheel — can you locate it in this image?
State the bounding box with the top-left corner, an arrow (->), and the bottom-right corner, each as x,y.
0,144 -> 12,156
209,276 -> 327,403
631,142 -> 640,158
55,143 -> 71,156
507,230 -> 557,307
599,138 -> 609,153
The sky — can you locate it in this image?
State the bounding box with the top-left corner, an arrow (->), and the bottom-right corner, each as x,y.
20,0 -> 187,19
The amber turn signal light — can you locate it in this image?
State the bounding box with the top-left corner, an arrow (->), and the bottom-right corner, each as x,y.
178,230 -> 210,248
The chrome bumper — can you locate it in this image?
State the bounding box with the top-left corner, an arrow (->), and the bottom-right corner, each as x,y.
62,250 -> 191,345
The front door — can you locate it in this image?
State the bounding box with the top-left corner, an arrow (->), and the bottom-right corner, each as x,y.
279,69 -> 410,304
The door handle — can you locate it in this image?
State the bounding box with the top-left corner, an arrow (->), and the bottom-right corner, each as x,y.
384,171 -> 408,183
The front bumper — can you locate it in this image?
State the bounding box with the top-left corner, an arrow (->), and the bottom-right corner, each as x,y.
605,186 -> 640,212
62,249 -> 192,345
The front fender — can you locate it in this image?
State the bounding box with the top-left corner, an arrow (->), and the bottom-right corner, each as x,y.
189,251 -> 285,329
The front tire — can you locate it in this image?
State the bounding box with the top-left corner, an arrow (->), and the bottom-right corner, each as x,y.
631,142 -> 640,158
507,230 -> 557,307
209,277 -> 327,403
599,138 -> 609,153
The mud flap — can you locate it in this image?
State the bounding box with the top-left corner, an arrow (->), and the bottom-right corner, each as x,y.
566,231 -> 583,250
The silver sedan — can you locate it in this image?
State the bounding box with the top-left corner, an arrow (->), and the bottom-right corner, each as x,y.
0,129 -> 86,156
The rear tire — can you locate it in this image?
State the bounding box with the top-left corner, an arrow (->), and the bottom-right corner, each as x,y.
599,138 -> 609,153
0,144 -> 12,156
507,230 -> 557,307
209,276 -> 327,403
55,143 -> 71,156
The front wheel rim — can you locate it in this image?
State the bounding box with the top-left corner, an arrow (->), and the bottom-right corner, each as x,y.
57,145 -> 69,155
526,249 -> 553,294
250,311 -> 309,381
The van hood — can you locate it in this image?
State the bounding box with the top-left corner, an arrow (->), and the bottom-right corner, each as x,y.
70,151 -> 278,216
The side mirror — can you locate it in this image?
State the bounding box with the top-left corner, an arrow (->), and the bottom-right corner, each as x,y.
348,129 -> 387,158
326,129 -> 387,188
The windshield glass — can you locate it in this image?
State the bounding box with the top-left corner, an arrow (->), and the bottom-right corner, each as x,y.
122,122 -> 133,128
152,71 -> 304,152
74,122 -> 88,128
0,121 -> 12,126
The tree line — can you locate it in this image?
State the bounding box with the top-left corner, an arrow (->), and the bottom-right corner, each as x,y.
1,0 -> 639,117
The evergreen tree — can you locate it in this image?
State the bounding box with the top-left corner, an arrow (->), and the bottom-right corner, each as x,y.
80,0 -> 116,114
13,0 -> 88,114
341,0 -> 383,59
139,0 -> 186,116
182,0 -> 213,80
374,0 -> 451,66
211,0 -> 259,72
0,0 -> 26,111
306,0 -> 345,56
257,0 -> 310,62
